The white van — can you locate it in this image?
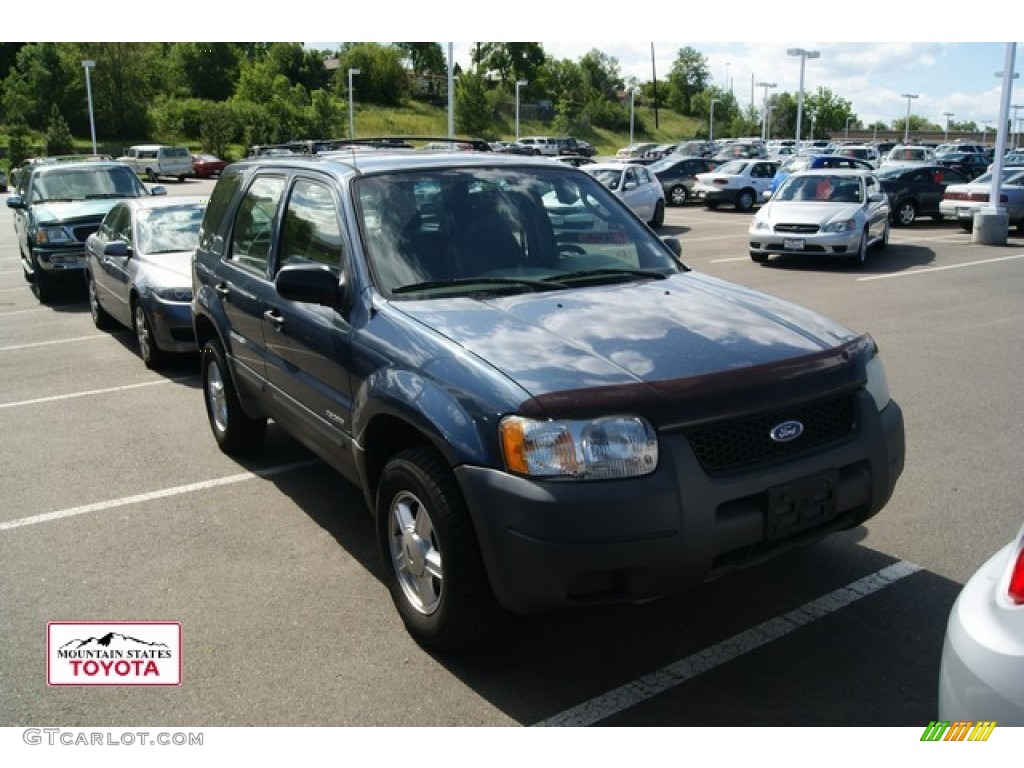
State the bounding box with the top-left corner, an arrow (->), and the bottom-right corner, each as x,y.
117,144 -> 193,182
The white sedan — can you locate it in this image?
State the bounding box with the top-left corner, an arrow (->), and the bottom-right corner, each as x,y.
691,159 -> 779,211
747,169 -> 890,266
938,524 -> 1024,725
584,162 -> 666,228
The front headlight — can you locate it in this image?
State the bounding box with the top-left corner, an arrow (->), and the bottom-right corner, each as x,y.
36,226 -> 74,245
500,415 -> 658,480
865,352 -> 891,411
151,286 -> 193,302
751,218 -> 771,231
824,218 -> 856,234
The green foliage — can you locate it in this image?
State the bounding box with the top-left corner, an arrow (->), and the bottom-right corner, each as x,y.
334,43 -> 409,107
666,46 -> 710,115
7,118 -> 32,169
199,102 -> 236,158
44,105 -> 75,155
455,71 -> 493,137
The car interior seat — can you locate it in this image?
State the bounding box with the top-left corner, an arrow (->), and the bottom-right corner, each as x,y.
449,189 -> 524,276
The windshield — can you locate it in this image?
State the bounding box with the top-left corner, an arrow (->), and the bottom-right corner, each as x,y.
136,204 -> 205,254
355,167 -> 683,298
715,160 -> 748,175
781,157 -> 811,173
31,165 -> 145,202
775,175 -> 863,203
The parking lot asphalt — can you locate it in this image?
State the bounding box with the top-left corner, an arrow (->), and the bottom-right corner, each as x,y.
2,177 -> 1023,734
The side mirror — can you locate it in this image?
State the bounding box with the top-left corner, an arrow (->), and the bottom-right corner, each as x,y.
275,262 -> 348,311
868,192 -> 886,203
6,195 -> 25,210
661,236 -> 683,258
150,186 -> 167,196
103,240 -> 131,258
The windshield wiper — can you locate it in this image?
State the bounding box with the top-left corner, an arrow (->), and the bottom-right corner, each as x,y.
85,193 -> 130,199
542,268 -> 669,285
392,277 -> 568,295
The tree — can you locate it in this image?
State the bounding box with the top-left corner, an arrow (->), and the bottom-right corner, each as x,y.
6,117 -> 33,169
455,71 -> 492,137
168,43 -> 241,101
334,43 -> 409,106
44,105 -> 74,155
804,87 -> 855,136
199,102 -> 236,158
396,43 -> 446,77
75,42 -> 159,139
666,46 -> 710,116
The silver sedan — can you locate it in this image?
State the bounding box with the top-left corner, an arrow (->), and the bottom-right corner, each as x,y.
85,196 -> 207,368
748,169 -> 890,266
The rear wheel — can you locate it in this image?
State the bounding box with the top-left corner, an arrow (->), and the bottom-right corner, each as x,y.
201,337 -> 267,454
959,218 -> 974,233
668,185 -> 689,205
147,169 -> 158,183
893,200 -> 917,226
736,189 -> 755,212
30,259 -> 54,303
377,446 -> 503,652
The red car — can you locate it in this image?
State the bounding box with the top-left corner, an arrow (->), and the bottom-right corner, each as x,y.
191,153 -> 227,178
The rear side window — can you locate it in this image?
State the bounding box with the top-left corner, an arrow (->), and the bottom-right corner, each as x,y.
228,175 -> 286,275
198,172 -> 242,253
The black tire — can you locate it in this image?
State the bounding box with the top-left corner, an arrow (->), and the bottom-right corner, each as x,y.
668,185 -> 689,206
377,446 -> 503,652
649,199 -> 665,229
706,200 -> 719,210
851,228 -> 869,266
878,219 -> 890,250
30,260 -> 54,303
750,251 -> 768,264
134,301 -> 167,369
177,175 -> 186,183
87,272 -> 116,330
736,189 -> 755,212
147,169 -> 159,183
893,200 -> 917,226
201,337 -> 267,454
1016,218 -> 1024,234
959,219 -> 973,233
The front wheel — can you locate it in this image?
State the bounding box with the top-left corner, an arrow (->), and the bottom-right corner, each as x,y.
147,169 -> 159,183
736,189 -> 755,212
851,228 -> 869,266
201,338 -> 267,454
377,446 -> 503,652
134,301 -> 167,369
959,219 -> 974,233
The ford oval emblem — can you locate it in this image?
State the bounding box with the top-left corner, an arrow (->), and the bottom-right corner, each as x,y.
770,420 -> 804,443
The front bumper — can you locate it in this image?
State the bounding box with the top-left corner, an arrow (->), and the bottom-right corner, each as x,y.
749,227 -> 861,258
458,391 -> 904,614
28,246 -> 88,277
147,297 -> 197,353
693,184 -> 740,204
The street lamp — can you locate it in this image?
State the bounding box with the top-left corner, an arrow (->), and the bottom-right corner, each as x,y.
755,81 -> 776,141
81,59 -> 97,154
901,93 -> 918,143
515,80 -> 527,141
787,48 -> 819,157
629,87 -> 637,148
845,116 -> 855,141
347,68 -> 361,139
943,112 -> 954,142
709,98 -> 720,143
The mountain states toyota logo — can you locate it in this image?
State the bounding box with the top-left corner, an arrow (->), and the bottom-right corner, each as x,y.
47,622 -> 181,686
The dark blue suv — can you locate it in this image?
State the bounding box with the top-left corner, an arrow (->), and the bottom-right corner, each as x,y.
192,149 -> 904,651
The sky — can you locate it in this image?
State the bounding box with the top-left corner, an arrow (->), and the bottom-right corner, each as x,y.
19,2 -> 1023,133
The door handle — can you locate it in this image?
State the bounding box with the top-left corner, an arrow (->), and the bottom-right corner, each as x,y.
214,282 -> 230,298
263,309 -> 285,330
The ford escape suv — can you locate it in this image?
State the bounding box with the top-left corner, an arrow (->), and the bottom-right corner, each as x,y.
191,150 -> 905,651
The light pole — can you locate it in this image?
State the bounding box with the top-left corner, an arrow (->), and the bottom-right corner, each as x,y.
901,93 -> 918,143
1012,105 -> 1024,149
755,81 -> 776,141
943,112 -> 954,142
81,59 -> 97,154
787,48 -> 819,157
515,80 -> 527,141
347,68 -> 361,139
629,87 -> 637,148
709,98 -> 720,143
845,116 -> 855,141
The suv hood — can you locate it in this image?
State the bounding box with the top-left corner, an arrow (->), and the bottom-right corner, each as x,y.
392,272 -> 860,413
31,199 -> 126,225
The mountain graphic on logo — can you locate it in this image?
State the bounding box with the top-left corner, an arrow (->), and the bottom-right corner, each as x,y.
59,631 -> 170,651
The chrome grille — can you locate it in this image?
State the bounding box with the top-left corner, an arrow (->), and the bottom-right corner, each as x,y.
774,223 -> 820,234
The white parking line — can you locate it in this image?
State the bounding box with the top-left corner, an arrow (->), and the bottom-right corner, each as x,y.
0,459 -> 322,532
533,560 -> 921,727
0,335 -> 107,352
0,379 -> 180,410
0,307 -> 48,317
858,253 -> 1024,281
